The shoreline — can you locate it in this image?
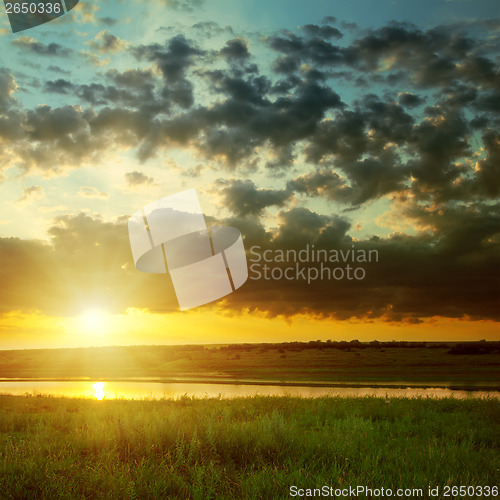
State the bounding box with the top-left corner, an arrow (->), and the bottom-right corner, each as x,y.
1,377 -> 499,392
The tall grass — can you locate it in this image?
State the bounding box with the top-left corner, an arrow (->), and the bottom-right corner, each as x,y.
0,395 -> 498,499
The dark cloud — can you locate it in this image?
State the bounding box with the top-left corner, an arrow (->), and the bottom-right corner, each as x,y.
221,203 -> 500,322
0,104 -> 111,175
194,75 -> 343,167
321,16 -> 337,24
18,185 -> 44,203
125,171 -> 155,187
88,31 -> 128,54
106,69 -> 155,89
267,31 -> 344,68
163,0 -> 204,12
44,70 -> 157,111
77,83 -> 151,108
87,107 -> 152,152
398,92 -> 425,108
25,105 -> 89,141
403,201 -> 500,259
217,178 -> 291,216
134,35 -> 203,110
11,36 -> 71,56
47,65 -> 71,75
474,90 -> 500,114
98,17 -> 118,26
271,56 -> 299,75
288,153 -> 407,206
0,69 -> 17,112
340,21 -> 358,31
287,170 -> 348,200
0,109 -> 25,147
45,79 -> 74,95
301,24 -> 343,40
272,207 -> 348,249
304,94 -> 414,168
440,83 -> 478,110
220,38 -> 250,61
192,21 -> 234,38
406,110 -> 470,199
205,70 -> 270,105
267,21 -> 499,91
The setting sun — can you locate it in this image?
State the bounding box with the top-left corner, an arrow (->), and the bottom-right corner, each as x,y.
78,310 -> 110,335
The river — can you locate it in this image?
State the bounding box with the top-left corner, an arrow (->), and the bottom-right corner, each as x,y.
0,379 -> 498,400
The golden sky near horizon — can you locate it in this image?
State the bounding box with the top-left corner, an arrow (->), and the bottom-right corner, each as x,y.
0,0 -> 499,349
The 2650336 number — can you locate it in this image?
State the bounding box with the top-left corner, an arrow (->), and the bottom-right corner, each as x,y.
443,485 -> 499,497
5,2 -> 62,15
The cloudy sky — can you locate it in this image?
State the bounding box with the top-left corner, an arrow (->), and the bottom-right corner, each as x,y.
0,0 -> 498,348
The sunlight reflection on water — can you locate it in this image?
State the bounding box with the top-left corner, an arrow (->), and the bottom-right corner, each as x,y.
92,382 -> 105,400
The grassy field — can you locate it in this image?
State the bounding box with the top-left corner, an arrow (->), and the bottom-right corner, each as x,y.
1,341 -> 499,388
0,394 -> 498,499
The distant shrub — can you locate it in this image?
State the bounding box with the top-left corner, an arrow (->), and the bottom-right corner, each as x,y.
448,344 -> 493,355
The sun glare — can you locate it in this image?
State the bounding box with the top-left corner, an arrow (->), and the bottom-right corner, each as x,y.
93,382 -> 105,400
78,309 -> 109,335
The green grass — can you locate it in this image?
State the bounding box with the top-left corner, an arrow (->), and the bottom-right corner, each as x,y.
0,394 -> 498,499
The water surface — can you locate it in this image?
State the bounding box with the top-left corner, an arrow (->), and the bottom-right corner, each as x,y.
0,380 -> 498,400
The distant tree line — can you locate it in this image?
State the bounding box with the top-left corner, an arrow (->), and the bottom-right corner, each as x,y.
217,340 -> 500,353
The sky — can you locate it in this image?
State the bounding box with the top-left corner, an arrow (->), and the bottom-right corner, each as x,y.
0,0 -> 499,349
